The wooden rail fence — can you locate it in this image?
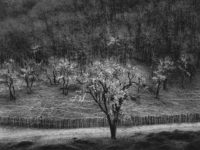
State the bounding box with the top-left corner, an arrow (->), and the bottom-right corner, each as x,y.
0,113 -> 200,129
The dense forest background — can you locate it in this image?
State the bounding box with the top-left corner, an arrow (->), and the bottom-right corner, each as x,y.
0,0 -> 200,67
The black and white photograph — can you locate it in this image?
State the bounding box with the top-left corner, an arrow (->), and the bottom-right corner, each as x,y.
0,0 -> 200,149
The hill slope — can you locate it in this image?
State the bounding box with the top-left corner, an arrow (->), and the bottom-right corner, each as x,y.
0,67 -> 200,119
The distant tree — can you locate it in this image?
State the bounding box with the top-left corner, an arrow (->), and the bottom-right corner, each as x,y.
77,60 -> 144,139
152,74 -> 165,99
152,57 -> 175,98
177,54 -> 196,88
45,57 -> 60,85
0,59 -> 18,100
57,59 -> 77,95
20,59 -> 41,94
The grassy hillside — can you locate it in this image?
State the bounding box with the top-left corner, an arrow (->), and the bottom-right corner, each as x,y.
0,64 -> 200,119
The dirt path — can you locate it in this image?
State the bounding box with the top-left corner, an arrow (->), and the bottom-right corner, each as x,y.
1,123 -> 200,143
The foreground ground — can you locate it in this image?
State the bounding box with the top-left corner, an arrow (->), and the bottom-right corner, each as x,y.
1,123 -> 200,150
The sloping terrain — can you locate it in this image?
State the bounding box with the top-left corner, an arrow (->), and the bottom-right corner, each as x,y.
0,66 -> 200,119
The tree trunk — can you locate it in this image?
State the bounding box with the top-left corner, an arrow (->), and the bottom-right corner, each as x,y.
155,81 -> 161,99
9,88 -> 13,100
63,86 -> 68,95
62,78 -> 69,95
53,71 -> 57,84
25,76 -> 31,94
110,123 -> 117,139
163,79 -> 167,90
181,74 -> 185,89
107,115 -> 117,139
137,79 -> 141,93
9,85 -> 16,101
12,86 -> 16,100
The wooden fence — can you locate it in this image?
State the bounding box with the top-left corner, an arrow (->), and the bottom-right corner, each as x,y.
0,113 -> 200,129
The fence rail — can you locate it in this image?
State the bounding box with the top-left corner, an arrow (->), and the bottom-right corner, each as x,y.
0,113 -> 200,129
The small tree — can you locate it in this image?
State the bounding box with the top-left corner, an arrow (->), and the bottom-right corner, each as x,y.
126,64 -> 146,94
45,57 -> 60,85
0,60 -> 18,100
78,60 -> 144,139
152,74 -> 165,99
20,59 -> 41,94
152,57 -> 175,98
57,59 -> 77,95
177,54 -> 195,88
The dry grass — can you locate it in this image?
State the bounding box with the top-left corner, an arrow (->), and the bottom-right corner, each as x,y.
1,125 -> 200,150
0,83 -> 103,119
0,70 -> 200,119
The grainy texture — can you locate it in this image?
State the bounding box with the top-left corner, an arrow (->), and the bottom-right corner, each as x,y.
0,113 -> 200,129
